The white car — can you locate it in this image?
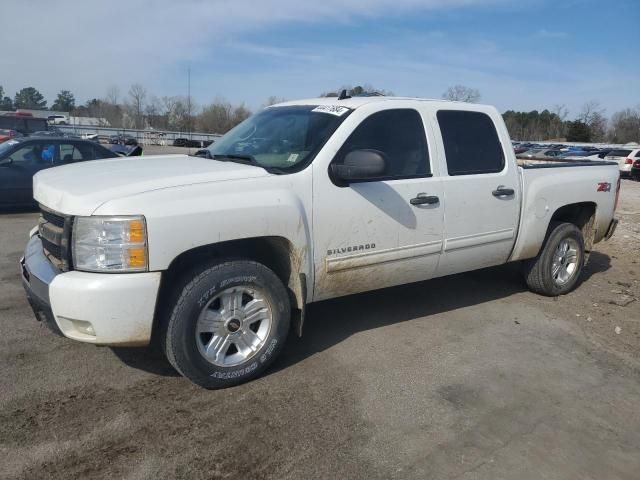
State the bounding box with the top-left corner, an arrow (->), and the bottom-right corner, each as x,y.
21,96 -> 620,388
605,148 -> 640,176
47,115 -> 68,125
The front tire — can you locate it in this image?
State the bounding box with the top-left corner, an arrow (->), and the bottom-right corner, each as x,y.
162,260 -> 290,388
524,222 -> 585,296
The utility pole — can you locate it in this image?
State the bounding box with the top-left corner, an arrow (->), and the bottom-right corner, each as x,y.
187,67 -> 192,150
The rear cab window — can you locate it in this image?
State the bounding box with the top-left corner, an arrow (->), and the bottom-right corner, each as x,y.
437,110 -> 504,176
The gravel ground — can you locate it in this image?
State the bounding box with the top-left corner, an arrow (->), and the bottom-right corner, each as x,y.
1,180 -> 639,480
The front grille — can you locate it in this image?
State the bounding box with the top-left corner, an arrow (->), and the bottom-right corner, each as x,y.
38,206 -> 72,271
41,208 -> 65,228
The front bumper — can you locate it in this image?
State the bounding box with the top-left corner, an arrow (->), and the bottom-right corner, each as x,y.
21,235 -> 162,346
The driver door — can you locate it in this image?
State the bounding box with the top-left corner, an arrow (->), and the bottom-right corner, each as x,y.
312,107 -> 444,301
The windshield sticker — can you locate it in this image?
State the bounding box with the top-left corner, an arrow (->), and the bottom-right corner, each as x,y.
287,153 -> 299,163
312,105 -> 350,116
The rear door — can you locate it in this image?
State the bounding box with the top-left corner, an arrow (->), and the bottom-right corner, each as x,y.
434,109 -> 520,276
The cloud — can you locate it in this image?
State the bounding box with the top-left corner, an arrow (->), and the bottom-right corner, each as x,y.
1,0 -> 636,116
0,0 -> 502,103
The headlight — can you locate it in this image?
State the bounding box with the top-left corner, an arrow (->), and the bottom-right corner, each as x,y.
72,216 -> 148,272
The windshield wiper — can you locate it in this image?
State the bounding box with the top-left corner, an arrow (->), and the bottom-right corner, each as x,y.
211,154 -> 286,174
213,153 -> 257,164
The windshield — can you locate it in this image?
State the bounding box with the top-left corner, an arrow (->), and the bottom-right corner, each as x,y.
205,105 -> 351,172
0,139 -> 21,156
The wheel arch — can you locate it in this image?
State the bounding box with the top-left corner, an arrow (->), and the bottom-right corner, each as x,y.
547,202 -> 596,261
153,236 -> 308,341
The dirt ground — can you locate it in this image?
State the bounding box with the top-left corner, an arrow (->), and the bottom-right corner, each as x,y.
1,180 -> 639,480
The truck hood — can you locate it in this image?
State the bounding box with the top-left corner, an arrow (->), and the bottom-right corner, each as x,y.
34,154 -> 271,215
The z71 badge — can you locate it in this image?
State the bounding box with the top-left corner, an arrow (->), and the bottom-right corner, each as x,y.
597,182 -> 611,192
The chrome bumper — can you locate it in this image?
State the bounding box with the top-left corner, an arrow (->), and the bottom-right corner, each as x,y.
20,235 -> 59,327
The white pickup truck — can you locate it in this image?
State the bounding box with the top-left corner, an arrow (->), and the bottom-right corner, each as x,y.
21,96 -> 620,388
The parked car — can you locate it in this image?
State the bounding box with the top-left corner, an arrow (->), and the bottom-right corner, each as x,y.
0,128 -> 22,144
21,97 -> 620,388
47,114 -> 68,125
173,138 -> 203,148
0,136 -> 118,207
108,134 -> 138,145
564,149 -> 612,161
30,128 -> 80,139
110,144 -> 144,157
604,148 -> 640,177
516,148 -> 544,159
517,149 -> 564,160
631,159 -> 640,181
0,113 -> 48,136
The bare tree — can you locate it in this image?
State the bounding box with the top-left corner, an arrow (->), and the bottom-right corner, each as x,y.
608,107 -> 640,143
144,96 -> 165,129
550,104 -> 569,139
105,85 -> 120,106
162,96 -> 190,131
197,99 -> 252,134
264,96 -> 286,107
577,100 -> 607,142
442,85 -> 481,103
128,83 -> 147,129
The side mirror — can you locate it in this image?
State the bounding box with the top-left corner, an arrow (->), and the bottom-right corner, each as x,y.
331,149 -> 386,182
0,158 -> 13,167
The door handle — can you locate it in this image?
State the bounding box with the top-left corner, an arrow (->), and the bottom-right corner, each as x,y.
492,186 -> 515,197
410,194 -> 439,206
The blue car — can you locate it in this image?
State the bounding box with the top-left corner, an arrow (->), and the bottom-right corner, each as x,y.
0,136 -> 118,207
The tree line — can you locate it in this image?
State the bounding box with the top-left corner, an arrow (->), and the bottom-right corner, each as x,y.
0,83 -> 638,143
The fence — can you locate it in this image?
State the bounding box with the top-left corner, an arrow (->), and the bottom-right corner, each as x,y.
56,124 -> 222,146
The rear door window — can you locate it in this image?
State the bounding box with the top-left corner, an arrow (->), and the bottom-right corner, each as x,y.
7,141 -> 57,165
437,110 -> 504,176
59,142 -> 99,163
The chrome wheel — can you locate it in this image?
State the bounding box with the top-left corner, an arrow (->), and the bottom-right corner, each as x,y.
195,286 -> 272,367
551,238 -> 580,286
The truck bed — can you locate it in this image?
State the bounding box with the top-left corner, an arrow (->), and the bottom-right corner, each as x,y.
517,158 -> 617,169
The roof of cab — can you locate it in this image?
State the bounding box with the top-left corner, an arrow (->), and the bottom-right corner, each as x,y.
272,96 -> 484,109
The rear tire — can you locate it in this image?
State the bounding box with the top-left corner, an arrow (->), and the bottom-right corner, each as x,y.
524,222 -> 585,296
162,260 -> 290,388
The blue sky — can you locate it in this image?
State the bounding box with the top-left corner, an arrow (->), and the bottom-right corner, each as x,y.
2,0 -> 639,117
